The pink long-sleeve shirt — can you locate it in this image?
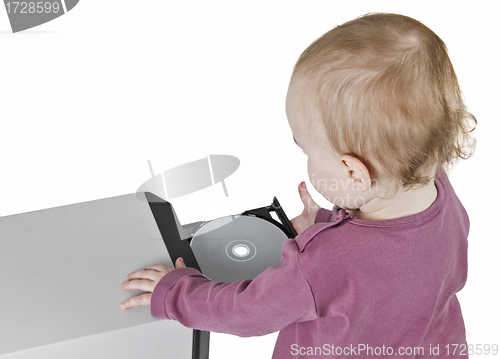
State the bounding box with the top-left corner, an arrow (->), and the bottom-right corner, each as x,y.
151,170 -> 469,358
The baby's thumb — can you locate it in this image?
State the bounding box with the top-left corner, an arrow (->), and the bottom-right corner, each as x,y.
175,257 -> 187,268
298,182 -> 315,210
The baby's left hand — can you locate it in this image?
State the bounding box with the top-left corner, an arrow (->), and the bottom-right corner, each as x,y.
120,257 -> 186,309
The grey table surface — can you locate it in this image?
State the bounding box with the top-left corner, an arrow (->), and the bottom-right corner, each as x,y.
0,194 -> 193,358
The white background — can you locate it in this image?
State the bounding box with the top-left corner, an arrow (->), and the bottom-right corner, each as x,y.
1,0 -> 498,358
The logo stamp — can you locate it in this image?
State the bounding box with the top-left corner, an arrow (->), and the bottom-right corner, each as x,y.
3,0 -> 79,33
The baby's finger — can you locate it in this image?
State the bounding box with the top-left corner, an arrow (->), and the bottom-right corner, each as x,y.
121,278 -> 155,292
175,257 -> 187,268
120,293 -> 152,309
298,182 -> 311,201
298,182 -> 318,211
127,269 -> 161,281
144,264 -> 170,273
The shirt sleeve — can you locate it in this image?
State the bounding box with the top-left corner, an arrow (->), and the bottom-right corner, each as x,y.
150,238 -> 318,337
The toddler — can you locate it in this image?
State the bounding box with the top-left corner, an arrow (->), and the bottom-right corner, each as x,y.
121,13 -> 476,358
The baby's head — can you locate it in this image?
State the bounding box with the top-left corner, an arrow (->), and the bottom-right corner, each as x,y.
286,13 -> 476,209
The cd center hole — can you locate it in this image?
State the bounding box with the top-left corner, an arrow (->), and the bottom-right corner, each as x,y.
233,245 -> 249,257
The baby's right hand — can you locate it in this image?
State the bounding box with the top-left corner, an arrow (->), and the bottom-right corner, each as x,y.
290,182 -> 320,235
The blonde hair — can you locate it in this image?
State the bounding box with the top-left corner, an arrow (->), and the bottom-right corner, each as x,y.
291,13 -> 476,188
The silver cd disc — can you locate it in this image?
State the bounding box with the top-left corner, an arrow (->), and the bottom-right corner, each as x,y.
190,215 -> 288,282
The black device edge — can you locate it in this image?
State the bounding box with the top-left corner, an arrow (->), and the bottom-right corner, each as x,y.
271,197 -> 298,238
145,193 -> 297,359
144,192 -> 209,359
242,197 -> 298,239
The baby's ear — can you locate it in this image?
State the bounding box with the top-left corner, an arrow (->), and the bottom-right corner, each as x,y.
339,154 -> 372,191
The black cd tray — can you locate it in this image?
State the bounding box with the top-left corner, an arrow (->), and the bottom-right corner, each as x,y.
144,193 -> 297,359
